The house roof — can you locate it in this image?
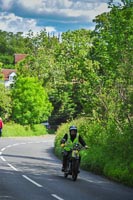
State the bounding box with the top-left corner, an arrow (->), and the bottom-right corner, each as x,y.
14,54 -> 27,64
1,69 -> 17,81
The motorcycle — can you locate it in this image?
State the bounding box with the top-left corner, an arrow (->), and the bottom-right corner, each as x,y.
63,143 -> 86,181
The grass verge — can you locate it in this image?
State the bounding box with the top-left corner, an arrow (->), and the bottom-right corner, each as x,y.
2,122 -> 47,137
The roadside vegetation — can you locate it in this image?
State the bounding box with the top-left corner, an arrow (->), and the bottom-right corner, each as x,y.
2,123 -> 47,137
55,117 -> 133,187
0,1 -> 132,187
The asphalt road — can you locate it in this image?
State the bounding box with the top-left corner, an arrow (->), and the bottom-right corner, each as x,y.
0,135 -> 133,200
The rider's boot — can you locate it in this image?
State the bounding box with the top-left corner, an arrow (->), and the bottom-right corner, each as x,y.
61,160 -> 67,172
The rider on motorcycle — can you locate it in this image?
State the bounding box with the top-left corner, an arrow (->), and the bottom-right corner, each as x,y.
60,125 -> 88,172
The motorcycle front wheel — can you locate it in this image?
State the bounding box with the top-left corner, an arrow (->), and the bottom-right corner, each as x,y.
64,172 -> 68,178
72,159 -> 79,181
64,159 -> 70,178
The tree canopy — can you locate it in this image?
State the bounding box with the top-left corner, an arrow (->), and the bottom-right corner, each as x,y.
0,83 -> 12,120
12,77 -> 53,125
0,0 -> 132,130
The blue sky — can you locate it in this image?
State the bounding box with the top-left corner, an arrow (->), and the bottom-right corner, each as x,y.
0,0 -> 120,35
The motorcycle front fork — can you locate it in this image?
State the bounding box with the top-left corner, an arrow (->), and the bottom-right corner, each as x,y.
67,158 -> 80,172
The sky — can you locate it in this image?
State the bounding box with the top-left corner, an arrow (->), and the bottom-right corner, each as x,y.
0,0 -> 119,35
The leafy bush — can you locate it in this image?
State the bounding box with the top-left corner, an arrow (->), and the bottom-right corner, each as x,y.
104,160 -> 133,186
2,122 -> 47,137
54,117 -> 133,186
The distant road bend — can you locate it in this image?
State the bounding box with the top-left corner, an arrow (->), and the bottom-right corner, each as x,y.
0,135 -> 133,200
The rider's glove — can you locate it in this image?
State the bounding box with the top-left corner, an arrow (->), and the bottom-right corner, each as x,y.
61,143 -> 65,148
85,145 -> 89,149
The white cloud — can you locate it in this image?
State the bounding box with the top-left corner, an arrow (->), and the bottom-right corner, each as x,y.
0,0 -> 13,10
0,0 -> 110,34
19,0 -> 73,10
23,0 -> 109,21
1,0 -> 109,20
57,2 -> 108,20
0,12 -> 56,34
18,0 -> 43,10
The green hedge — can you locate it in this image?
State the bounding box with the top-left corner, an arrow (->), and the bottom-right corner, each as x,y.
2,122 -> 47,137
54,117 -> 133,187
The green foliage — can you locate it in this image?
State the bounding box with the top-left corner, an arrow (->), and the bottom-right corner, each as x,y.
0,2 -> 132,127
17,29 -> 95,125
0,83 -> 12,120
2,122 -> 47,137
103,160 -> 133,186
54,122 -> 70,159
91,1 -> 133,128
0,0 -> 132,186
48,29 -> 95,124
0,30 -> 32,67
54,117 -> 133,186
12,77 -> 53,125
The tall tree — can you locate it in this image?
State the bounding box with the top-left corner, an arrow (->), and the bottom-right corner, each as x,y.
49,29 -> 94,123
91,0 -> 133,128
12,77 -> 53,126
0,83 -> 12,120
16,29 -> 98,125
0,30 -> 32,67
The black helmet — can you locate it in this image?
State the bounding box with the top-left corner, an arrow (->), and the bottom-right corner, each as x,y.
69,125 -> 77,132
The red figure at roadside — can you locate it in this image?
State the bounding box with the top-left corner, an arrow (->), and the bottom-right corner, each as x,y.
0,117 -> 4,137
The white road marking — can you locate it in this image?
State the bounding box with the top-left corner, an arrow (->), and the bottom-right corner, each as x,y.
51,194 -> 64,200
12,143 -> 20,146
8,163 -> 18,171
22,175 -> 43,188
80,176 -> 108,184
1,147 -> 6,151
0,156 -> 6,161
6,145 -> 12,148
0,139 -> 64,200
